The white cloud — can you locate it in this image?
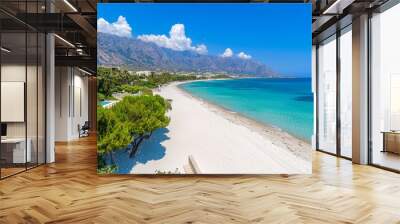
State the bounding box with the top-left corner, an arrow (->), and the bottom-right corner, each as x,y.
237,52 -> 252,60
138,24 -> 208,54
221,48 -> 233,58
97,16 -> 132,38
194,44 -> 208,55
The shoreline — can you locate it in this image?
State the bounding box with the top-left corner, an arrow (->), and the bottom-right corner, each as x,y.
178,79 -> 310,142
173,80 -> 311,162
106,78 -> 312,174
127,79 -> 312,174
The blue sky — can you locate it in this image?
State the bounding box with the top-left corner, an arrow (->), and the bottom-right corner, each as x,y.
98,3 -> 311,77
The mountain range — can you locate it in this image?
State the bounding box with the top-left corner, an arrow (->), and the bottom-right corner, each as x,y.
98,33 -> 277,77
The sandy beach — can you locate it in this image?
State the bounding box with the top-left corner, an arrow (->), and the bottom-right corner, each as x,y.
131,81 -> 311,174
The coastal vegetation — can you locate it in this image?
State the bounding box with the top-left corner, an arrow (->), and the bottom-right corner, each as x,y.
97,67 -> 230,173
98,67 -> 213,99
97,95 -> 171,173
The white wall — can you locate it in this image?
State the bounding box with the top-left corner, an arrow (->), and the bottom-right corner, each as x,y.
54,67 -> 89,141
55,66 -> 70,141
72,72 -> 89,138
1,64 -> 25,81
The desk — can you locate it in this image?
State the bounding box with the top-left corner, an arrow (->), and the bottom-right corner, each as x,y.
382,131 -> 400,154
1,138 -> 31,163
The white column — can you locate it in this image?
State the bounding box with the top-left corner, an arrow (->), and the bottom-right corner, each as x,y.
312,45 -> 317,150
352,14 -> 369,164
46,32 -> 55,163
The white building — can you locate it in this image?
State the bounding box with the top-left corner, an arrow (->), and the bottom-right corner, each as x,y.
135,71 -> 152,76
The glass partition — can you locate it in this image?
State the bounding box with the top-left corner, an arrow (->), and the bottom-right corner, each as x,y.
1,31 -> 28,177
317,35 -> 337,154
339,26 -> 352,158
370,3 -> 400,171
0,1 -> 46,179
27,31 -> 38,169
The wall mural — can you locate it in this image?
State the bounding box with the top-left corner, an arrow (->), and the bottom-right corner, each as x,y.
97,3 -> 313,174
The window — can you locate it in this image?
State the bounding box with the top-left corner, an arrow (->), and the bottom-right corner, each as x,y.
370,2 -> 400,171
339,26 -> 352,158
317,35 -> 337,154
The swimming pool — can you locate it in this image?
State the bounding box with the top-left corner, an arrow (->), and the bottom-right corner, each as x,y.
99,100 -> 112,107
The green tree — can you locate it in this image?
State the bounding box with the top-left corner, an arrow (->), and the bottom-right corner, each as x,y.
113,95 -> 171,158
97,92 -> 106,101
97,68 -> 113,97
97,155 -> 117,174
97,106 -> 132,166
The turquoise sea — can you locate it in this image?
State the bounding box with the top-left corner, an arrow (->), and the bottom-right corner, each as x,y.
180,78 -> 313,142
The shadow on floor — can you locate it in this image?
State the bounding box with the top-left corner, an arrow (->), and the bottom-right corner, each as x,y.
108,128 -> 170,174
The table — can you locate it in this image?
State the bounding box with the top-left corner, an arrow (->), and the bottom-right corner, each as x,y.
381,131 -> 400,154
1,138 -> 31,164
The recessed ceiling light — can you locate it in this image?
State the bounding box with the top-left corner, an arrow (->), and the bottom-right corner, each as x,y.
78,67 -> 92,76
54,34 -> 75,48
63,0 -> 78,12
322,0 -> 354,15
1,47 -> 11,53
